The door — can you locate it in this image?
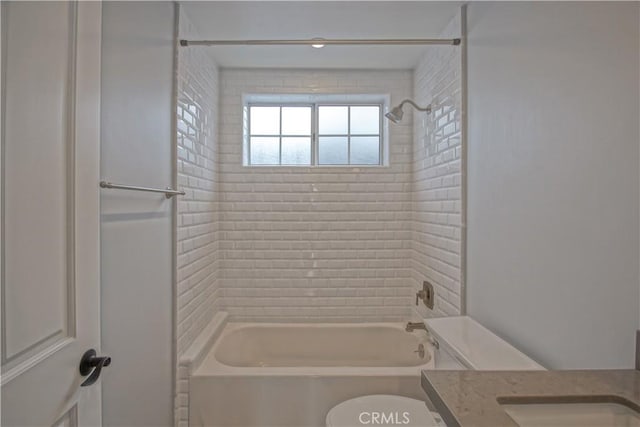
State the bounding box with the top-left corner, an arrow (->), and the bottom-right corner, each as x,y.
1,2 -> 103,426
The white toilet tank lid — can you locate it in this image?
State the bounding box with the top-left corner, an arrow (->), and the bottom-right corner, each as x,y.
424,316 -> 545,371
326,395 -> 444,427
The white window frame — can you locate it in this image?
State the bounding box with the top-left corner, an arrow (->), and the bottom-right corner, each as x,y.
243,94 -> 390,167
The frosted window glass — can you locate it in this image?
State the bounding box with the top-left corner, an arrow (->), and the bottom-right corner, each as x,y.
318,137 -> 348,165
350,137 -> 380,165
281,137 -> 311,165
250,137 -> 279,164
282,107 -> 311,135
250,107 -> 280,135
350,106 -> 379,135
318,106 -> 348,134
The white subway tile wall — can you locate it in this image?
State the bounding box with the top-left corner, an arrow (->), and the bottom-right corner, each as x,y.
218,69 -> 415,322
411,14 -> 463,317
175,9 -> 220,427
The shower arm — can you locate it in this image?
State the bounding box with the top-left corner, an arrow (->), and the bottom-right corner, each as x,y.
399,99 -> 432,114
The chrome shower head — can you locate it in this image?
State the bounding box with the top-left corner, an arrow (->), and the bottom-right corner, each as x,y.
385,99 -> 431,123
384,106 -> 404,123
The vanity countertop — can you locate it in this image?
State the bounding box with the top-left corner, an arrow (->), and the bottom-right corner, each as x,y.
421,369 -> 640,427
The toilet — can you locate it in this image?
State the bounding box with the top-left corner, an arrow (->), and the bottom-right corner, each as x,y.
325,316 -> 544,427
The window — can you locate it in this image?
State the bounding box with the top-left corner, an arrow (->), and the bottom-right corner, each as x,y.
248,105 -> 313,165
245,96 -> 385,166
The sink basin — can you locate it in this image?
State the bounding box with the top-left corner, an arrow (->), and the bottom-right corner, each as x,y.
501,402 -> 640,427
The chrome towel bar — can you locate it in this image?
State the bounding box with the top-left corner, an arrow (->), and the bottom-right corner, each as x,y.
99,181 -> 185,199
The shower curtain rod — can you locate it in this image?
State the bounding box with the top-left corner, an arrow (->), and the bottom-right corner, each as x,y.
179,38 -> 461,47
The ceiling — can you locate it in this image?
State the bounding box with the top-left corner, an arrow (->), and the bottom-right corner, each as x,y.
179,1 -> 462,69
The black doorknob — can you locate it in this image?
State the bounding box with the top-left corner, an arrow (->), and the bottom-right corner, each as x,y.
79,349 -> 111,387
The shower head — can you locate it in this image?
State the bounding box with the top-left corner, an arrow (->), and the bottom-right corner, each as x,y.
385,99 -> 431,123
385,105 -> 405,123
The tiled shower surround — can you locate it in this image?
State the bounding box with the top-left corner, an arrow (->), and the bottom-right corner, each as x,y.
218,69 -> 415,321
176,18 -> 221,364
411,15 -> 463,317
175,40 -> 465,325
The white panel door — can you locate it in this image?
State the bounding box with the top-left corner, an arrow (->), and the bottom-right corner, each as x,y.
1,2 -> 103,426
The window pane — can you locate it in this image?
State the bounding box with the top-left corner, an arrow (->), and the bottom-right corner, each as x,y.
281,137 -> 311,165
350,106 -> 380,135
250,137 -> 279,165
318,137 -> 348,165
282,107 -> 311,135
350,137 -> 380,165
318,106 -> 348,134
250,107 -> 280,135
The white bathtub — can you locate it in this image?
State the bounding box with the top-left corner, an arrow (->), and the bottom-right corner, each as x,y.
189,322 -> 435,427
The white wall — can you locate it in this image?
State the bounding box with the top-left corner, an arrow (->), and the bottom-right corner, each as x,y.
411,13 -> 463,318
101,3 -> 175,425
218,69 -> 414,321
466,2 -> 639,369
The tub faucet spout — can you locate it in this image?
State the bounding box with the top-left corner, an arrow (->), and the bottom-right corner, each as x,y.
405,322 -> 426,332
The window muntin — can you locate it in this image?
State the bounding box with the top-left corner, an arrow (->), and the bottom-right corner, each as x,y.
247,102 -> 382,166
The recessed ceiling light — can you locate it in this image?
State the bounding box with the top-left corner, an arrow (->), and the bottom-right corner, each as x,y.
311,38 -> 325,49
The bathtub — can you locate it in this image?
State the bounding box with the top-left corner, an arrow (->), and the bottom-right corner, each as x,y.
189,321 -> 435,427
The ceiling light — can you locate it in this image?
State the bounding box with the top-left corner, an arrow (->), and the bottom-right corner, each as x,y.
311,38 -> 325,49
